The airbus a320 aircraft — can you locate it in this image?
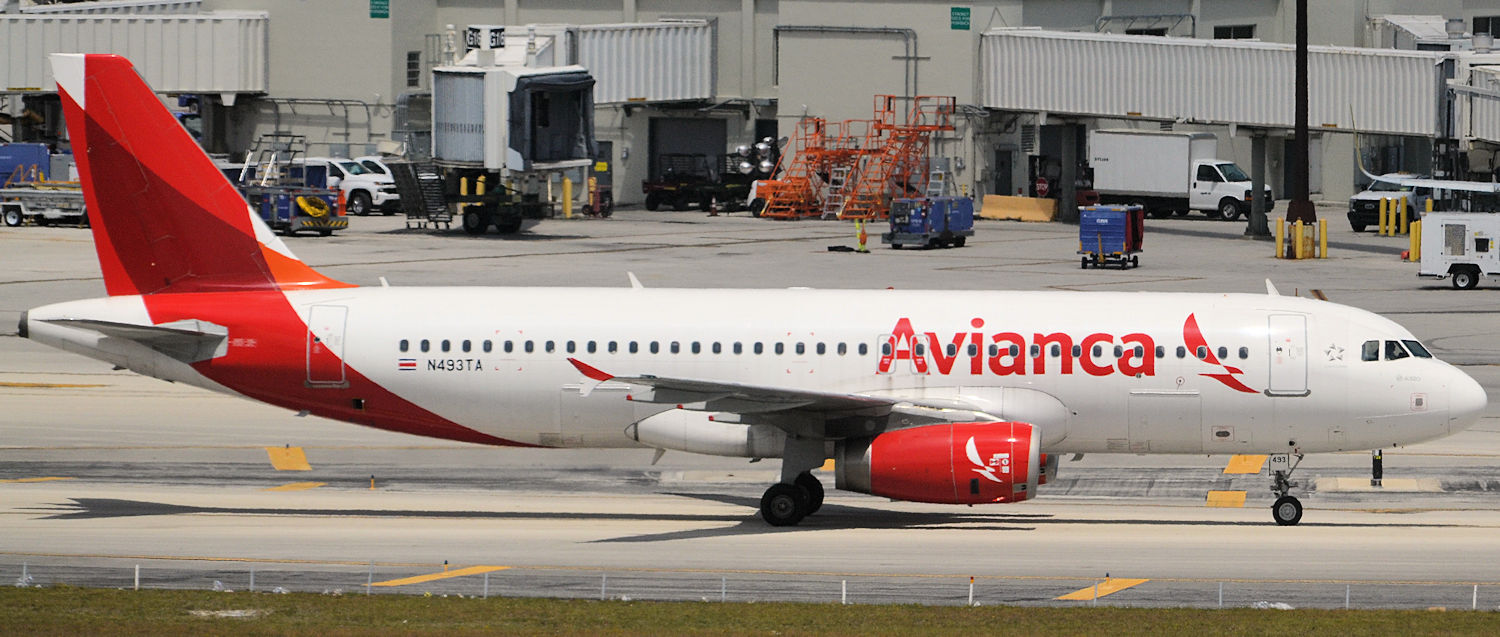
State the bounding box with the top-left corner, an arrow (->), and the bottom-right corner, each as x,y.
22,55 -> 1488,527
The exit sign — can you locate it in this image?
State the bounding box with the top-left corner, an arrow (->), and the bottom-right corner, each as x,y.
370,0 -> 388,19
951,7 -> 971,30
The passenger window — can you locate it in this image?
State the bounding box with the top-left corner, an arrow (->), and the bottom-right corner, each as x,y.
669,341 -> 679,354
1113,345 -> 1123,358
1238,346 -> 1248,359
545,340 -> 555,353
565,341 -> 575,354
988,344 -> 999,357
1217,346 -> 1227,359
1070,345 -> 1081,357
859,343 -> 869,356
1384,340 -> 1410,360
733,342 -> 743,355
441,340 -> 451,352
1092,345 -> 1103,357
504,341 -> 513,353
650,342 -> 660,354
967,344 -> 979,357
1030,345 -> 1041,357
880,342 -> 891,356
1196,165 -> 1220,182
776,343 -> 785,355
817,343 -> 827,355
1049,344 -> 1061,357
1196,346 -> 1207,359
420,339 -> 430,353
1010,345 -> 1020,357
948,343 -> 960,357
690,342 -> 700,354
524,341 -> 534,353
915,343 -> 926,356
755,343 -> 765,355
483,340 -> 493,353
795,343 -> 805,355
711,342 -> 720,354
587,341 -> 596,354
629,341 -> 639,354
609,341 -> 619,353
399,339 -> 409,352
1155,346 -> 1165,358
1175,346 -> 1186,358
838,343 -> 848,356
461,340 -> 471,353
1402,340 -> 1432,358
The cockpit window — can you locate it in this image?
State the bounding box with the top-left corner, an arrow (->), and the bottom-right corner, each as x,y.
1402,340 -> 1433,358
1361,340 -> 1379,362
1384,340 -> 1410,360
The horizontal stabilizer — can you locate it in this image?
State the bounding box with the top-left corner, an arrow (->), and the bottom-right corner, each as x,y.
43,318 -> 228,363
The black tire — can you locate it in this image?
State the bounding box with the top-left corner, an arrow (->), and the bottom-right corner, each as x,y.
461,210 -> 489,235
1351,223 -> 1367,232
1218,199 -> 1242,221
599,192 -> 614,218
494,217 -> 523,234
1081,256 -> 1090,269
318,229 -> 333,237
749,198 -> 766,217
672,193 -> 692,211
760,483 -> 809,527
2,207 -> 21,227
1173,209 -> 1191,217
348,191 -> 372,216
1129,255 -> 1139,268
644,191 -> 663,211
1453,268 -> 1480,290
795,472 -> 825,516
1147,209 -> 1170,219
953,236 -> 967,247
1272,495 -> 1303,526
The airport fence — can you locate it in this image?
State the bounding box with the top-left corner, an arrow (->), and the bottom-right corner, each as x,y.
7,558 -> 1500,611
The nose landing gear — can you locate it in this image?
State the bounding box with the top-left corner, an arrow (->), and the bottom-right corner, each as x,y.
1269,452 -> 1305,526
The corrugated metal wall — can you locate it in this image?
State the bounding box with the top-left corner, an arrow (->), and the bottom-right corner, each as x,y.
577,21 -> 714,104
1466,66 -> 1500,143
981,29 -> 1445,137
1,12 -> 266,93
431,71 -> 486,164
20,0 -> 202,15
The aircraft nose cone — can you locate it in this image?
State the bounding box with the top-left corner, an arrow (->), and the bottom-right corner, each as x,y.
1450,371 -> 1489,433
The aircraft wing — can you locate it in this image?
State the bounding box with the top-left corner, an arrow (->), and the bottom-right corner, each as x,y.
41,318 -> 228,363
566,358 -> 1002,437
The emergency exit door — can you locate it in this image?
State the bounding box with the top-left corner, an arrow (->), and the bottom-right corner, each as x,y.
1267,314 -> 1308,396
306,305 -> 348,387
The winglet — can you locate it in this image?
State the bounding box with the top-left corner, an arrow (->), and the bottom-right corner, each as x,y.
568,357 -> 614,382
627,272 -> 644,289
1265,279 -> 1280,296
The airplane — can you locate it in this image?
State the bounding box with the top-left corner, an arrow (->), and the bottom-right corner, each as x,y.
20,54 -> 1489,528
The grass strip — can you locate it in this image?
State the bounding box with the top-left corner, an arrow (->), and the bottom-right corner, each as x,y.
4,586 -> 1500,636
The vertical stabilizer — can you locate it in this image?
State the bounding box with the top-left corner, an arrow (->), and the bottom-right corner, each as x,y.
51,54 -> 351,295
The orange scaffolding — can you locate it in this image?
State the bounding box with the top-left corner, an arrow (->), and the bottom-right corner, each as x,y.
839,95 -> 955,221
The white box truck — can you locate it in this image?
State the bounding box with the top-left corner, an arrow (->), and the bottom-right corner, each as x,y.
1417,212 -> 1500,289
1089,130 -> 1272,221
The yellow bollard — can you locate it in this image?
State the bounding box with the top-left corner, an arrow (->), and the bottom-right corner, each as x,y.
562,176 -> 573,219
1275,218 -> 1285,258
1411,220 -> 1422,262
1292,219 -> 1303,259
1398,198 -> 1408,235
1319,219 -> 1328,259
1379,198 -> 1390,236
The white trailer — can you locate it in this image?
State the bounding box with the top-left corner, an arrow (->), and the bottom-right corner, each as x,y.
1418,212 -> 1500,289
1089,129 -> 1272,221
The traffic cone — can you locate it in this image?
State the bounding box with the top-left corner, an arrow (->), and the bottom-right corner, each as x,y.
856,219 -> 869,253
708,195 -> 719,217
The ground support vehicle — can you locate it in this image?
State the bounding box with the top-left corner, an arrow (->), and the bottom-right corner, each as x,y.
303,157 -> 399,216
1078,205 -> 1144,269
882,196 -> 974,249
1348,174 -> 1428,232
1418,212 -> 1500,289
1,185 -> 87,227
388,161 -> 452,229
642,154 -> 716,211
447,169 -> 555,235
233,135 -> 345,237
1090,130 -> 1271,220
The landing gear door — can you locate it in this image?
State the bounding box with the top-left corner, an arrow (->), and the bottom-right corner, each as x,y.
1267,314 -> 1308,396
306,305 -> 348,387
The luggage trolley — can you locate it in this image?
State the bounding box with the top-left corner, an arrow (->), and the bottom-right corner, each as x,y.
1078,205 -> 1144,269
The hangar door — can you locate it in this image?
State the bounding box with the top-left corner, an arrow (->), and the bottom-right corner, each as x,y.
648,118 -> 727,180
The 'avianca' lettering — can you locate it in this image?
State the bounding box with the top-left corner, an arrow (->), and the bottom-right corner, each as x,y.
876,318 -> 1156,377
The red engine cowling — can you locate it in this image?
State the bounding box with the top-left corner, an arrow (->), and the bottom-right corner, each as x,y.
835,421 -> 1040,505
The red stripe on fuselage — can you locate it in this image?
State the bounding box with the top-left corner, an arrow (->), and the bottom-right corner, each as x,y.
140,291 -> 536,448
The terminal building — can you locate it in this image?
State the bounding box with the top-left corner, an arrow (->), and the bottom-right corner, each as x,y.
7,0 -> 1500,205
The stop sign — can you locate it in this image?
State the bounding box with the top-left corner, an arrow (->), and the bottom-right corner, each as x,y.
1035,178 -> 1050,197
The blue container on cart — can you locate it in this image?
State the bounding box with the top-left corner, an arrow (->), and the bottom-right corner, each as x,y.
1078,205 -> 1144,269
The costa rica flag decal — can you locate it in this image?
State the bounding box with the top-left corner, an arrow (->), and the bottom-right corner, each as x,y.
398,358 -> 417,371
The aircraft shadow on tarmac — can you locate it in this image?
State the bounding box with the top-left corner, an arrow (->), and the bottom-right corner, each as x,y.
30,495 -> 1461,544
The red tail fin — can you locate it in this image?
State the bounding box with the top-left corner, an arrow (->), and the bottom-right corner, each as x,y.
52,54 -> 351,296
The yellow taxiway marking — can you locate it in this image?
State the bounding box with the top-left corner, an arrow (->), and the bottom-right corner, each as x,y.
1206,490 -> 1247,508
1055,578 -> 1150,601
372,565 -> 510,587
1223,454 -> 1268,474
263,482 -> 326,492
265,446 -> 311,471
0,381 -> 107,388
0,477 -> 75,484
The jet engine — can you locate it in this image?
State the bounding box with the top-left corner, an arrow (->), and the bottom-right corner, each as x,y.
835,421 -> 1040,505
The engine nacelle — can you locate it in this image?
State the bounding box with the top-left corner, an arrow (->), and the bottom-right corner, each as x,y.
835,421 -> 1040,505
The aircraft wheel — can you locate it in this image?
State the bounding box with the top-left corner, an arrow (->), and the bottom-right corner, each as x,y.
795,472 -> 824,516
1272,495 -> 1303,526
760,483 -> 809,527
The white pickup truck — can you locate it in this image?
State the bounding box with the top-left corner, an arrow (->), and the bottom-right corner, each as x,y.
302,157 -> 400,216
1090,129 -> 1272,221
1418,212 -> 1500,289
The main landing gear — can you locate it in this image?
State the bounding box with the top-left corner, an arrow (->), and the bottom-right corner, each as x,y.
1269,452 -> 1305,526
760,472 -> 825,526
